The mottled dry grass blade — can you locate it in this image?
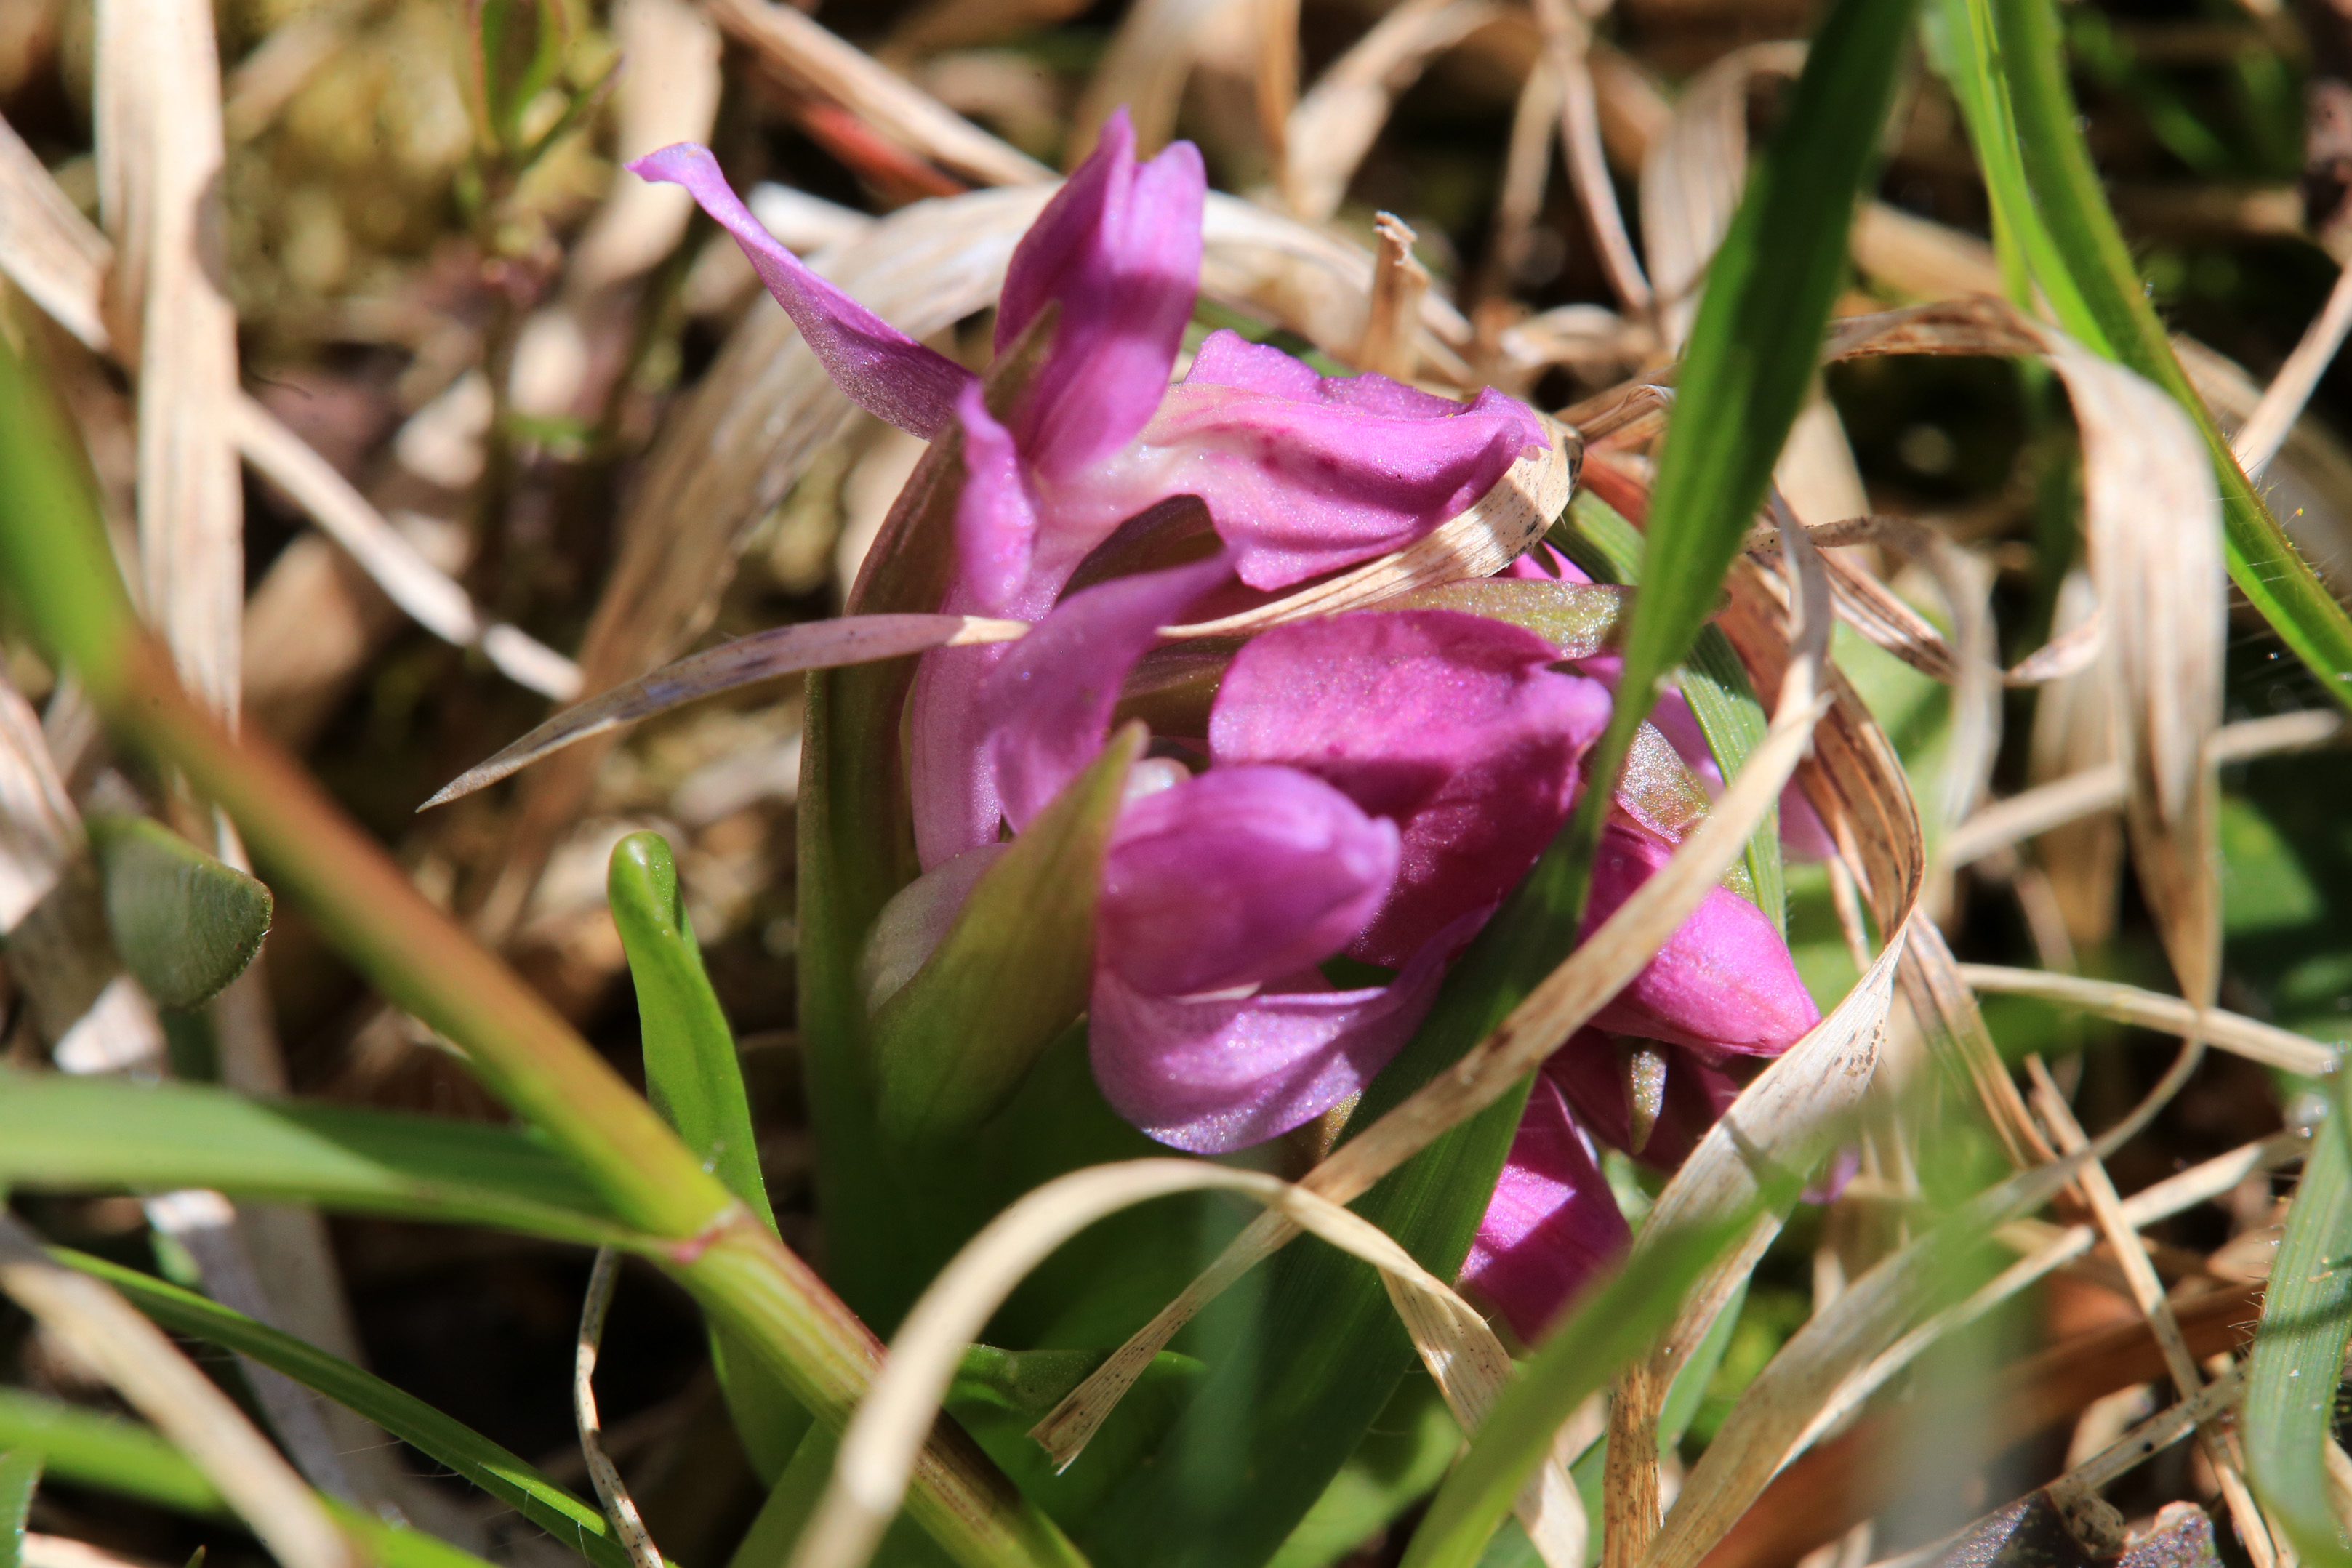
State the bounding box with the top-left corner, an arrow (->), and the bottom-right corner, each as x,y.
95,0 -> 243,720
423,615 -> 1027,808
1283,0 -> 1502,225
698,0 -> 1052,187
1531,0 -> 1651,318
1637,44 -> 1804,348
2043,336 -> 2226,1005
0,1215 -> 358,1568
800,1162 -> 1582,1568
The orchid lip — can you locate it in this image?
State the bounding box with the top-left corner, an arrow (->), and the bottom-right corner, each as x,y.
1155,414 -> 1582,638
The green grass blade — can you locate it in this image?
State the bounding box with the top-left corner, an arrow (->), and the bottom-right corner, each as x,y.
1601,0 -> 1919,789
0,1072 -> 625,1242
0,1391 -> 229,1519
1980,0 -> 2352,709
47,1249 -> 634,1568
0,1451 -> 39,1568
1398,1213 -> 1757,1568
2244,1115 -> 2352,1567
609,832 -> 775,1231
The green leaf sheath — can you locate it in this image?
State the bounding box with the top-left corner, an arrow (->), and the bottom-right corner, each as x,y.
1399,1215 -> 1756,1568
871,726 -> 1141,1146
1981,0 -> 2352,707
0,1451 -> 39,1568
608,832 -> 776,1231
2244,1117 -> 2352,1567
84,816 -> 273,1011
41,1253 -> 633,1568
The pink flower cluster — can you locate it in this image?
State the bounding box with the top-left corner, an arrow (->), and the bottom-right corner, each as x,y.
636,113 -> 1821,1339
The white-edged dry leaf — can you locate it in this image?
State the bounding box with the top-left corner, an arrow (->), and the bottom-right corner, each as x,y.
96,0 -> 244,720
422,614 -> 1027,809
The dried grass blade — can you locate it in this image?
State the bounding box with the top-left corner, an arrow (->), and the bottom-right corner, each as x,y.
1895,919 -> 2051,1165
229,399 -> 581,700
1637,44 -> 1805,347
697,0 -> 1051,187
1357,213 -> 1432,381
0,1215 -> 358,1568
1284,0 -> 1501,224
0,113 -> 111,350
1531,0 -> 1651,318
96,0 -> 244,720
424,615 -> 1024,809
1070,0 -> 1250,160
2044,337 -> 2228,1006
1958,965 -> 2336,1075
797,1161 -> 1579,1568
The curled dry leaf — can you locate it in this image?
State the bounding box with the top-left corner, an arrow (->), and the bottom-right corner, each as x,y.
792,1161 -> 1584,1568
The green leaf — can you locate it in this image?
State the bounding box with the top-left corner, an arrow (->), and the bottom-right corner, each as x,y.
1398,1212 -> 1757,1568
0,332 -> 137,691
1268,1374 -> 1460,1568
1966,0 -> 2352,709
0,1451 -> 39,1568
608,831 -> 807,1484
85,816 -> 273,1011
47,1249 -> 635,1568
0,1072 -> 625,1245
2244,1113 -> 2352,1567
871,725 -> 1144,1146
609,832 -> 774,1231
0,1391 -> 228,1519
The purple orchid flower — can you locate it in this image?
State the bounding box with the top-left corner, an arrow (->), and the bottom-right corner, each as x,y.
633,118 -> 1823,1342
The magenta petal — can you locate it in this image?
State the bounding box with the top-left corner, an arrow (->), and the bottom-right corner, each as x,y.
979,554 -> 1232,832
1099,766 -> 1399,997
629,144 -> 973,438
1458,1073 -> 1630,1342
1089,940 -> 1448,1154
1582,826 -> 1823,1055
1210,610 -> 1611,966
949,382 -> 1041,618
995,110 -> 1205,484
1544,1032 -> 1745,1173
1066,339 -> 1551,590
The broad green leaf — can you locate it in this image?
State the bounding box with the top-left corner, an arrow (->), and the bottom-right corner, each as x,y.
1962,0 -> 2352,709
1269,1374 -> 1460,1568
0,1391 -> 228,1519
1399,1213 -> 1757,1568
85,816 -> 273,1010
949,1346 -> 1204,1532
0,1451 -> 38,1568
48,1249 -> 634,1568
609,832 -> 775,1231
2244,1113 -> 2352,1567
1553,493 -> 1782,925
0,1072 -> 625,1245
871,725 -> 1143,1146
608,830 -> 805,1484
